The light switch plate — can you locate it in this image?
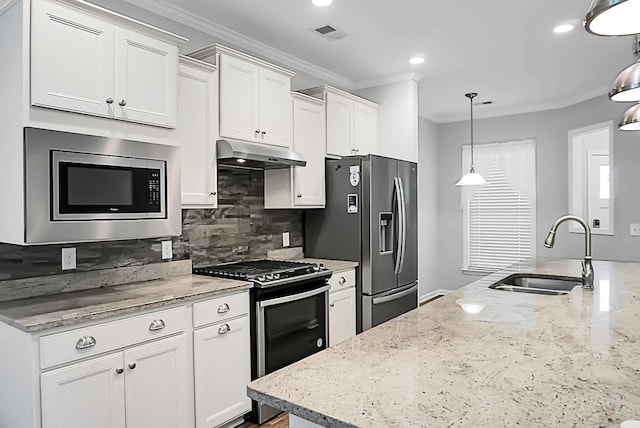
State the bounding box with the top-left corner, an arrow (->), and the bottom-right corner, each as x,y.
161,240 -> 173,259
631,223 -> 640,236
282,232 -> 290,247
61,248 -> 76,270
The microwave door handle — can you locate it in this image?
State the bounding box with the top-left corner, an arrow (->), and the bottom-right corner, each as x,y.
259,284 -> 330,308
393,177 -> 403,275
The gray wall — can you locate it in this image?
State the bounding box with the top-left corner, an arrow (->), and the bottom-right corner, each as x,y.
437,95 -> 640,289
0,168 -> 302,281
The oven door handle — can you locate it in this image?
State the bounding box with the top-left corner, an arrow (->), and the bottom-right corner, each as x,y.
259,284 -> 330,308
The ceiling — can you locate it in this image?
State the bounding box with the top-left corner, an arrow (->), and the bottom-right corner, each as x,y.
121,0 -> 635,123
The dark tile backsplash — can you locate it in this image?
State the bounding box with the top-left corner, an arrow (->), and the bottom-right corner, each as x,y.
0,167 -> 303,281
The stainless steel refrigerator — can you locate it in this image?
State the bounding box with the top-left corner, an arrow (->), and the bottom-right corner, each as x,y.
305,155 -> 418,332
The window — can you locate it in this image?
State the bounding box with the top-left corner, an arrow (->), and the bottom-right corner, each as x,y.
461,139 -> 536,272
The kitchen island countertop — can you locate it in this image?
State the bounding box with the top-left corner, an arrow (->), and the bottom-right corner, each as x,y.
247,258 -> 640,427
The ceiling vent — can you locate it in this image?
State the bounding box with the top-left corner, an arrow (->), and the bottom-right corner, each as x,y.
312,24 -> 347,41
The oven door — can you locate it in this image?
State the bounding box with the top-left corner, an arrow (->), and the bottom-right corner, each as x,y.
256,282 -> 329,377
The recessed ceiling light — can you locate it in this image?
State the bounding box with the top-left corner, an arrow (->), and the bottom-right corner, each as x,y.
409,55 -> 425,65
553,24 -> 575,33
312,0 -> 332,6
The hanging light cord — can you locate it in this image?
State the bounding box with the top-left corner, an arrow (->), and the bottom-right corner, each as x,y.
466,92 -> 478,173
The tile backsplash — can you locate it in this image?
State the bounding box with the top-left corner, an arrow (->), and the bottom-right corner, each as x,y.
0,167 -> 303,281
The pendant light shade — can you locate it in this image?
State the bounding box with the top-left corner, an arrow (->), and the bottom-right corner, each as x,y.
610,59 -> 640,102
455,92 -> 488,187
584,0 -> 640,36
619,103 -> 640,130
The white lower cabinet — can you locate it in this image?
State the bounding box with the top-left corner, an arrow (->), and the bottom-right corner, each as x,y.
328,269 -> 356,347
41,334 -> 188,428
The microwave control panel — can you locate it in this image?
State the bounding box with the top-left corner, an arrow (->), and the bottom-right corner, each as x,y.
147,170 -> 162,210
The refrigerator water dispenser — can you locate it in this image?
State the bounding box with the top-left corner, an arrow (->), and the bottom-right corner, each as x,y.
379,212 -> 393,254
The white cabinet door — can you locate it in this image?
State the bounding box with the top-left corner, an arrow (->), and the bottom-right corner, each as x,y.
258,68 -> 292,147
124,335 -> 189,428
326,92 -> 353,157
41,353 -> 125,428
177,60 -> 218,208
329,287 -> 356,347
114,27 -> 178,128
293,97 -> 325,207
194,316 -> 251,428
31,0 -> 114,118
219,55 -> 260,142
353,102 -> 379,155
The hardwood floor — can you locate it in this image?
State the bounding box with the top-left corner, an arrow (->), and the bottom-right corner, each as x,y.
238,412 -> 289,428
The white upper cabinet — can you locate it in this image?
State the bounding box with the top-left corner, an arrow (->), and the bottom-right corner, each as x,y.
30,0 -> 184,128
265,93 -> 326,209
176,57 -> 218,208
305,85 -> 379,157
190,44 -> 295,148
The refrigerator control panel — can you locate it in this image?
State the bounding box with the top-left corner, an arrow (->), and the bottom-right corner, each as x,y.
347,194 -> 358,214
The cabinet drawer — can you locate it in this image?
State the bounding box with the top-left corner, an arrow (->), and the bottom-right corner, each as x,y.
40,306 -> 186,369
193,291 -> 249,328
329,269 -> 356,292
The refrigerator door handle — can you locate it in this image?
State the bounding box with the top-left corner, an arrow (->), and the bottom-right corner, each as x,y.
372,283 -> 417,305
393,177 -> 403,275
398,176 -> 407,273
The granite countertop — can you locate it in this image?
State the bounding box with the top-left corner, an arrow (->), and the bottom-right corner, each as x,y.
0,274 -> 252,332
248,258 -> 640,427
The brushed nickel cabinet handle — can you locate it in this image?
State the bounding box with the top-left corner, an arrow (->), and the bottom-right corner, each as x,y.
75,336 -> 96,350
128,363 -> 136,370
149,319 -> 165,331
115,368 -> 124,374
339,277 -> 346,284
106,97 -> 113,104
329,302 -> 335,308
297,194 -> 302,198
217,303 -> 230,314
218,323 -> 231,335
210,191 -> 217,196
119,99 -> 127,107
255,129 -> 261,136
261,131 -> 267,138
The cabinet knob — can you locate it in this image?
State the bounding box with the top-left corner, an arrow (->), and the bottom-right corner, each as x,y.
128,363 -> 137,370
255,129 -> 261,136
119,99 -> 127,107
106,97 -> 114,104
218,323 -> 231,335
115,368 -> 124,374
296,194 -> 302,198
210,191 -> 217,196
217,303 -> 230,314
329,303 -> 335,308
261,131 -> 267,138
75,335 -> 97,350
148,319 -> 165,331
339,277 -> 346,284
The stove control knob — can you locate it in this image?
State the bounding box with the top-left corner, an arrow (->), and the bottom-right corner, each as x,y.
257,275 -> 266,282
273,273 -> 281,280
266,274 -> 274,281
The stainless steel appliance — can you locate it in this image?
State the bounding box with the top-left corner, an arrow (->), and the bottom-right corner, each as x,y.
216,138 -> 306,169
193,259 -> 331,424
305,155 -> 418,332
24,127 -> 181,244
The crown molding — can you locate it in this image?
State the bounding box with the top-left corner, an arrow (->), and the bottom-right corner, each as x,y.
0,0 -> 19,15
351,71 -> 424,90
122,0 -> 354,89
429,86 -> 611,124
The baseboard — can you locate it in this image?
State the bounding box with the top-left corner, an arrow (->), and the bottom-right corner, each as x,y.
419,289 -> 453,304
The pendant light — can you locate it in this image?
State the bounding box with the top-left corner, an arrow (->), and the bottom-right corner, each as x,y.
456,92 -> 488,186
609,36 -> 640,102
584,0 -> 640,36
619,103 -> 640,130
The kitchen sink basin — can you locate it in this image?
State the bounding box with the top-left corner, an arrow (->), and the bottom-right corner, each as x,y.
489,274 -> 582,295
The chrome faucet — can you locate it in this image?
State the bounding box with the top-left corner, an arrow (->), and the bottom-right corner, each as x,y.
543,215 -> 594,291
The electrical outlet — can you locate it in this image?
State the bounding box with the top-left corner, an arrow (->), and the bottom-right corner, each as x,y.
161,240 -> 173,260
61,247 -> 76,270
631,223 -> 640,236
282,232 -> 290,247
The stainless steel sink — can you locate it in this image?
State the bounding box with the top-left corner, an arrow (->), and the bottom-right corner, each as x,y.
489,274 -> 582,295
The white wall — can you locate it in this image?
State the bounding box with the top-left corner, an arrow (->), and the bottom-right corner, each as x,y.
417,117 -> 439,300
437,95 -> 640,289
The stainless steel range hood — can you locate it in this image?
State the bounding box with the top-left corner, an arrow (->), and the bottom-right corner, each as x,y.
216,139 -> 306,169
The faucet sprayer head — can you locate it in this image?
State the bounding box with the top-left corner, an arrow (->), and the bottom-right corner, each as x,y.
544,230 -> 556,248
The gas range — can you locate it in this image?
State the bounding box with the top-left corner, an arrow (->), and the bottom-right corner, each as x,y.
192,259 -> 331,288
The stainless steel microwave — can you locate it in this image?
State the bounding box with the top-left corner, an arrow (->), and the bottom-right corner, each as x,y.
24,128 -> 181,244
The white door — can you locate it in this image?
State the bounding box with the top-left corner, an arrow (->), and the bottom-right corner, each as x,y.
588,152 -> 611,232
293,97 -> 326,207
258,68 -> 292,147
326,92 -> 353,157
177,61 -> 218,207
41,353 -> 125,428
329,287 -> 356,347
353,102 -> 379,155
194,317 -> 251,428
219,55 -> 260,141
123,335 -> 189,428
114,27 -> 178,128
31,0 -> 114,118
